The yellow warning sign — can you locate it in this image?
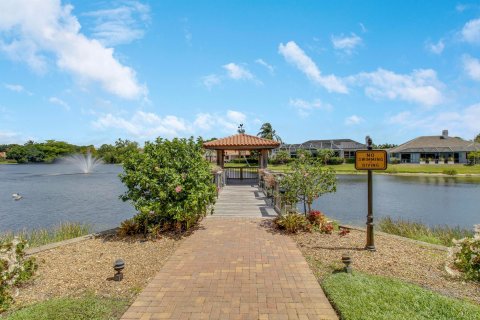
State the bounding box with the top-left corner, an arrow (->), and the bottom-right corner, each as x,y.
355,150 -> 388,170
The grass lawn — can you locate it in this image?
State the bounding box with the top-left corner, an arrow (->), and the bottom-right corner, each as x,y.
222,162 -> 480,174
322,272 -> 480,320
2,294 -> 130,320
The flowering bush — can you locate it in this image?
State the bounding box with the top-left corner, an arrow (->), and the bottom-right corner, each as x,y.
307,210 -> 336,234
120,137 -> 216,232
1,237 -> 37,312
452,224 -> 480,281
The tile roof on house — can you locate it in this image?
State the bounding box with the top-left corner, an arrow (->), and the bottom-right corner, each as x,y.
203,134 -> 281,150
389,135 -> 480,153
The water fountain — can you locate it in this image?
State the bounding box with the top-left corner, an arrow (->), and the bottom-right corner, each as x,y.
63,151 -> 103,174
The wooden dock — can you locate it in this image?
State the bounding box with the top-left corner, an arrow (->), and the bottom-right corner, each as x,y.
210,182 -> 277,218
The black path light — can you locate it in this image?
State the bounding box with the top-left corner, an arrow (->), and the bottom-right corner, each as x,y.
113,259 -> 125,281
341,254 -> 352,274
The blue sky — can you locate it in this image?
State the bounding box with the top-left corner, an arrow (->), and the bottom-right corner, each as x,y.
1,0 -> 480,146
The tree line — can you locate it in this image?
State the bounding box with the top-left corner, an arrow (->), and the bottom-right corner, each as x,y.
0,139 -> 139,164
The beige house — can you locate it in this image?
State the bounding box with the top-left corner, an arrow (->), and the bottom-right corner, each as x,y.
388,130 -> 480,164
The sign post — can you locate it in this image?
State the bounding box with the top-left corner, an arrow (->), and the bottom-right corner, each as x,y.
355,136 -> 388,251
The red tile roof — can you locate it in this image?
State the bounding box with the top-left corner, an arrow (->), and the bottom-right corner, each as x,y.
203,134 -> 281,149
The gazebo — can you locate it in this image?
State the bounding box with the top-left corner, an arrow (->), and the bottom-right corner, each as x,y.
203,133 -> 280,169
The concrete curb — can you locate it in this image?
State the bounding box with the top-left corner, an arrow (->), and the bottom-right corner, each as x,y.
339,224 -> 449,252
25,227 -> 118,256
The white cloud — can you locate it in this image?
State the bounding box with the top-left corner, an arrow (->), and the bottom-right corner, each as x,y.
193,113 -> 215,130
462,18 -> 480,44
359,23 -> 367,33
0,0 -> 146,99
4,83 -> 32,95
83,1 -> 150,46
92,111 -> 189,139
223,63 -> 254,80
456,4 -> 467,12
201,74 -> 222,90
388,111 -> 411,124
350,68 -> 445,107
49,96 -> 70,110
0,130 -> 22,144
255,58 -> 275,74
462,54 -> 480,81
427,39 -> 445,54
289,98 -> 332,117
331,33 -> 362,54
193,110 -> 247,133
344,115 -> 364,125
93,109 -> 248,138
278,41 -> 348,93
388,104 -> 480,138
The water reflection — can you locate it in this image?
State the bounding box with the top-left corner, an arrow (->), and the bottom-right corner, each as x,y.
309,174 -> 480,228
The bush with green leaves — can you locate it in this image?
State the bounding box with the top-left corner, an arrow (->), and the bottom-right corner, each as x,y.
120,137 -> 216,232
1,237 -> 37,312
326,156 -> 344,165
274,213 -> 310,233
280,155 -> 336,215
452,224 -> 480,281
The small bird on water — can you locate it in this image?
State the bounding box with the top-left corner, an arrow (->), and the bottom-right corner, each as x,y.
12,193 -> 23,200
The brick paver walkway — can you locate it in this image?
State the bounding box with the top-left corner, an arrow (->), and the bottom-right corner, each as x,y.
121,218 -> 337,320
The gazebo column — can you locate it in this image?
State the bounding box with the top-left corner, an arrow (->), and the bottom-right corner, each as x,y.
216,149 -> 224,168
260,149 -> 269,169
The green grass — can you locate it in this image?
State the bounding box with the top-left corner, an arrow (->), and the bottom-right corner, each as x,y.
378,216 -> 474,246
322,272 -> 480,320
0,222 -> 92,248
2,294 -> 130,320
221,162 -> 480,174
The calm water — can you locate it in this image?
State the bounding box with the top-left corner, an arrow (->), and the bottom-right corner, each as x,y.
0,164 -> 135,233
310,174 -> 480,228
1,164 -> 479,233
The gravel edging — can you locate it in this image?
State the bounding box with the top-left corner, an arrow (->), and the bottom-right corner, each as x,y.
339,224 -> 448,251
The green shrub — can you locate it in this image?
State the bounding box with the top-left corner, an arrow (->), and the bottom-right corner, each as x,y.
327,157 -> 344,165
443,169 -> 457,175
0,237 -> 37,312
344,158 -> 355,164
120,137 -> 216,232
452,225 -> 480,281
389,157 -> 400,164
274,213 -> 310,233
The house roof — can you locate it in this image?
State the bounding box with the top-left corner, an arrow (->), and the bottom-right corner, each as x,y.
279,139 -> 365,150
389,135 -> 480,153
203,134 -> 281,150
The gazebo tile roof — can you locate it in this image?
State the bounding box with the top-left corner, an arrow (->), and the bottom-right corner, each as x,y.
203,134 -> 280,149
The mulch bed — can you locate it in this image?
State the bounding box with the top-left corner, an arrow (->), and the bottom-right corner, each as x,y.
13,232 -> 185,308
290,227 -> 480,304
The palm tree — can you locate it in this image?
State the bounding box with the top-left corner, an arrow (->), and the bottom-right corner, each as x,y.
257,123 -> 282,142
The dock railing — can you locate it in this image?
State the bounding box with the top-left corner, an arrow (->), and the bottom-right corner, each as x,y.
258,169 -> 289,215
212,169 -> 226,196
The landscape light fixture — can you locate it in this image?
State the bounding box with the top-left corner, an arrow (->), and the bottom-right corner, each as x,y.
113,259 -> 125,281
341,254 -> 352,274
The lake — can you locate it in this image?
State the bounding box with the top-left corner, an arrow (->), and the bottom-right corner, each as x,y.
310,174 -> 480,228
1,164 -> 479,233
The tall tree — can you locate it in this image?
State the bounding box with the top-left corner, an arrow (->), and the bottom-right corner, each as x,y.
257,122 -> 282,142
475,133 -> 480,143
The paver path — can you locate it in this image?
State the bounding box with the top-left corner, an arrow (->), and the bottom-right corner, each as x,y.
210,184 -> 277,218
121,218 -> 338,320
